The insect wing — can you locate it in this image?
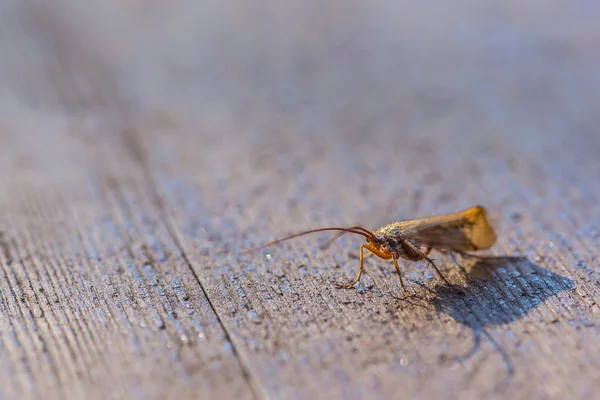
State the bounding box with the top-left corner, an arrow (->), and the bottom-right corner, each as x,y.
399,206 -> 496,251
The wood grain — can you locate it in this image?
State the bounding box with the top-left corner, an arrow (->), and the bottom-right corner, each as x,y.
1,2 -> 600,399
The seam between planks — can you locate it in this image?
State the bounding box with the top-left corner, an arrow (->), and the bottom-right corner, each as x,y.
119,128 -> 263,400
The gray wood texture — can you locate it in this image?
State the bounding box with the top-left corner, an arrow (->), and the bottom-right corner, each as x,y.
1,2 -> 599,399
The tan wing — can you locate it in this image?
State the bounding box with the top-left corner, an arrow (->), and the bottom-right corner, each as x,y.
397,205 -> 497,251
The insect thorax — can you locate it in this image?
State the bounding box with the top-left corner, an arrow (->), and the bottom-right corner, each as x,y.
372,225 -> 422,261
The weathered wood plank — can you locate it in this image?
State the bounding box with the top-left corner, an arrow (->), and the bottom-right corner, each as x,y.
2,1 -> 600,399
0,121 -> 255,399
134,122 -> 598,399
127,11 -> 600,397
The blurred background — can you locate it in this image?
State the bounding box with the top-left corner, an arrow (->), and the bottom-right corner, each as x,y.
2,1 -> 599,122
1,1 -> 599,249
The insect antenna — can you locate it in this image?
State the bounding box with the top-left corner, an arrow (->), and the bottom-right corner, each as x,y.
242,227 -> 374,254
320,226 -> 373,250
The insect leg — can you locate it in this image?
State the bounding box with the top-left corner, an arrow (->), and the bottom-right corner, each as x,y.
336,244 -> 367,288
405,242 -> 452,286
423,247 -> 432,257
428,258 -> 452,286
392,256 -> 407,293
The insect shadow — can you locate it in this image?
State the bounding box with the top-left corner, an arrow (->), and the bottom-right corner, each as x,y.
414,253 -> 574,384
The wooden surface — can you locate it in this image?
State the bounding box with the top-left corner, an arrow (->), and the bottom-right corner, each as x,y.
1,2 -> 600,399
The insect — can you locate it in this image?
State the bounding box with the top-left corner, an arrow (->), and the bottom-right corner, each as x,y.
243,205 -> 497,294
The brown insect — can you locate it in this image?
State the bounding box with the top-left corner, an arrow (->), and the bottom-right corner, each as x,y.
243,205 -> 496,294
